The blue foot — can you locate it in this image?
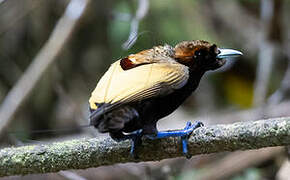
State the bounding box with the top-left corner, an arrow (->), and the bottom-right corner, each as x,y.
147,121 -> 204,159
181,121 -> 204,158
128,129 -> 143,158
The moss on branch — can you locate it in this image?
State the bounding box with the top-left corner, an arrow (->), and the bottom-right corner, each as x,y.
0,117 -> 289,177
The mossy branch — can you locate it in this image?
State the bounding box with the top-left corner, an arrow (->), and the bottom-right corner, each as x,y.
0,117 -> 290,177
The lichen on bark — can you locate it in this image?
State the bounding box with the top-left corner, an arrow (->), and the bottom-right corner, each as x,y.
0,117 -> 289,177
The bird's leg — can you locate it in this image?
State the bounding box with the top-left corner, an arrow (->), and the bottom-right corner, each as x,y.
128,129 -> 143,158
111,130 -> 143,158
146,121 -> 203,159
110,129 -> 143,158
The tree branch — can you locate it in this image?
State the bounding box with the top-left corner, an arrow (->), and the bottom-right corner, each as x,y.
0,117 -> 289,177
122,0 -> 149,50
0,0 -> 90,136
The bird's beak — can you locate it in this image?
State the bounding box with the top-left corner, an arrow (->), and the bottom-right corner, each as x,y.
217,49 -> 243,59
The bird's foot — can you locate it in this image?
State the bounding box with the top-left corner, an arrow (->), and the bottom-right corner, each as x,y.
126,129 -> 143,159
181,121 -> 204,158
110,130 -> 143,159
146,121 -> 204,159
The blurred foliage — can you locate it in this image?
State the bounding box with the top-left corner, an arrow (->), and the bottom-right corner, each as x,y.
224,74 -> 253,108
231,168 -> 261,180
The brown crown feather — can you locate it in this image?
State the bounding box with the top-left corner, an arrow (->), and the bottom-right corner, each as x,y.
174,40 -> 216,66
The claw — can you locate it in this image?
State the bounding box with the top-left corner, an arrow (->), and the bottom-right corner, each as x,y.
129,121 -> 204,159
129,129 -> 143,158
182,136 -> 190,158
181,121 -> 204,158
184,121 -> 192,129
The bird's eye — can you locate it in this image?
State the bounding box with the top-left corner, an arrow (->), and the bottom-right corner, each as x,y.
195,51 -> 200,56
195,50 -> 205,57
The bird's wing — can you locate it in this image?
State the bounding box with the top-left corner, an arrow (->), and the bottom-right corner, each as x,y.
89,56 -> 189,122
119,46 -> 174,70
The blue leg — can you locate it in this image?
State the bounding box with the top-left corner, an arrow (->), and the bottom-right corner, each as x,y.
146,121 -> 203,159
120,129 -> 143,158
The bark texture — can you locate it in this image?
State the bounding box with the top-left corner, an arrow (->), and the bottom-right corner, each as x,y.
0,117 -> 289,177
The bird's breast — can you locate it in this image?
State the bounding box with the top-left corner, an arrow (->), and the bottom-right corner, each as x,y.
135,70 -> 204,121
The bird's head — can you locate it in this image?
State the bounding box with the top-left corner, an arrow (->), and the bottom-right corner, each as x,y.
174,40 -> 242,71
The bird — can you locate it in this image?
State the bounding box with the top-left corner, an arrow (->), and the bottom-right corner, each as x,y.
89,40 -> 242,158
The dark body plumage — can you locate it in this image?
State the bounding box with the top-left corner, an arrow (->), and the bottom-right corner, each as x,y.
124,70 -> 204,134
88,40 -> 229,141
108,70 -> 204,142
90,70 -> 203,141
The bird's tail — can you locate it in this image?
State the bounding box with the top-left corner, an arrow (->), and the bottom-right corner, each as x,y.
90,106 -> 139,133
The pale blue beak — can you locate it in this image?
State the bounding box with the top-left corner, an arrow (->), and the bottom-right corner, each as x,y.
217,49 -> 243,59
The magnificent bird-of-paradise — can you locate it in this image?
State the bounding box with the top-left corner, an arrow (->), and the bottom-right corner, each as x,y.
89,40 -> 242,158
